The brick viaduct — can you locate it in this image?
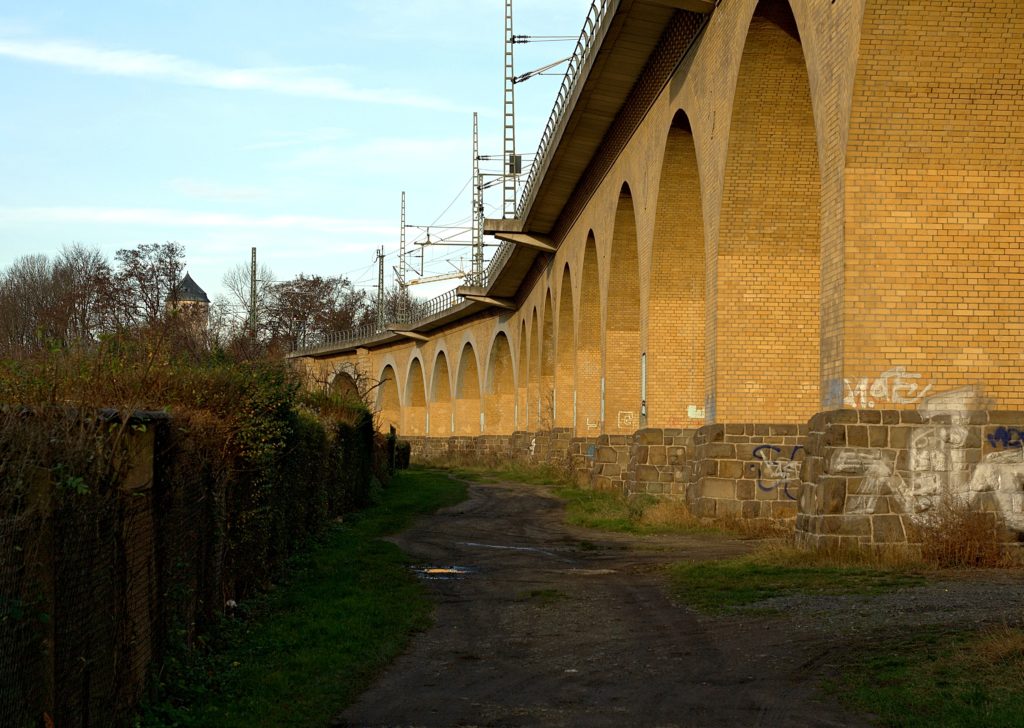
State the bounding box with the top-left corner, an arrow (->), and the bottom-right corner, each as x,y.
292,0 -> 1024,552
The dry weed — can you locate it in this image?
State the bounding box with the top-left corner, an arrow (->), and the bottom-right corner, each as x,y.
638,499 -> 701,529
915,496 -> 1008,569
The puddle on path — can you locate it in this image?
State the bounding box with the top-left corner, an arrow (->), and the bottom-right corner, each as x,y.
414,565 -> 476,580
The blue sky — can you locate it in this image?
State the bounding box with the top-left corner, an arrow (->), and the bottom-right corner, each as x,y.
0,0 -> 592,299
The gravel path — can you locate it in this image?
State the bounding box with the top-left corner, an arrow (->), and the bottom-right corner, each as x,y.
334,477 -> 1024,728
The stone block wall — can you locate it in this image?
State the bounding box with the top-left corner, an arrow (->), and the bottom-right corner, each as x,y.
688,423 -> 807,526
797,408 -> 1024,551
591,434 -> 632,491
626,428 -> 696,498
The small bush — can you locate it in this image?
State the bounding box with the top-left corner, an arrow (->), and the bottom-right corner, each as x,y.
914,496 -> 1007,569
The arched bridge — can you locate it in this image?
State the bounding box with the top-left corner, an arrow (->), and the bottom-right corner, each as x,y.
291,0 -> 1024,552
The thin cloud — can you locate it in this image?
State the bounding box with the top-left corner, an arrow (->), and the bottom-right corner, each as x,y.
0,206 -> 393,236
167,178 -> 269,202
0,36 -> 459,110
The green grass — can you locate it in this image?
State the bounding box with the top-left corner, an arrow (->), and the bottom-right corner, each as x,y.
140,469 -> 466,728
830,625 -> 1024,727
669,548 -> 926,613
450,462 -> 572,485
452,465 -> 733,536
554,486 -> 729,536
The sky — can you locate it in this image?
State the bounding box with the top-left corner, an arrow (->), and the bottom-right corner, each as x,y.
0,0 -> 593,303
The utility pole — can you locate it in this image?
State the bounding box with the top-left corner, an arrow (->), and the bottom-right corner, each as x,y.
250,246 -> 257,343
471,112 -> 484,286
503,0 -> 519,218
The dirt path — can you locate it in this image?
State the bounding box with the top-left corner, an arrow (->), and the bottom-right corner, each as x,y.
333,477 -> 1022,727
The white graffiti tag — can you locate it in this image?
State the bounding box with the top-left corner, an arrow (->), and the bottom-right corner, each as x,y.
844,367 -> 933,409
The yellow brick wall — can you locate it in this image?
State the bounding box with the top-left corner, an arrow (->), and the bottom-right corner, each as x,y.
484,331 -> 515,434
577,236 -> 603,435
377,364 -> 401,433
404,357 -> 426,435
648,112 -> 706,428
716,9 -> 820,424
843,0 -> 1024,409
555,266 -> 576,428
297,0 -> 1023,435
454,343 -> 482,435
431,350 -> 453,435
606,188 -> 643,434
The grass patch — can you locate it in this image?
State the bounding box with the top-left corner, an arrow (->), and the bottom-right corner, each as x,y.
140,469 -> 466,728
669,546 -> 927,613
831,625 -> 1024,727
554,487 -> 729,536
450,462 -> 573,485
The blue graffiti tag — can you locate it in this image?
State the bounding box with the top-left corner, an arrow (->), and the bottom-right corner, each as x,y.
987,427 -> 1024,450
752,444 -> 803,501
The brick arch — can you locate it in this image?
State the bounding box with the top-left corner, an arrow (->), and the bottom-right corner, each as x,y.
404,356 -> 427,435
376,364 -> 401,433
528,307 -> 540,429
516,318 -> 528,430
648,109 -> 705,428
330,369 -> 360,403
843,1 -> 1024,409
484,330 -> 515,435
430,349 -> 453,435
605,184 -> 642,434
715,0 -> 820,423
577,232 -> 601,435
555,263 -> 575,429
455,342 -> 482,435
538,289 -> 556,429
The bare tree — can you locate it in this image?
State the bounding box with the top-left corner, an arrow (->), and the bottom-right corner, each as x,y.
113,241 -> 185,328
264,274 -> 370,349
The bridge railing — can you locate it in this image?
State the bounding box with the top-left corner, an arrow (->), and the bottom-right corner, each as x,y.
291,287 -> 466,354
480,0 -> 611,289
293,1 -> 615,354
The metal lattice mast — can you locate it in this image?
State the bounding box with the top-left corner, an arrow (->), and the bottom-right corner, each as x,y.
472,112 -> 484,286
250,246 -> 257,342
398,191 -> 408,320
376,246 -> 385,329
503,0 -> 517,218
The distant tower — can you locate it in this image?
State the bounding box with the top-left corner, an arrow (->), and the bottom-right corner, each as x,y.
169,272 -> 211,330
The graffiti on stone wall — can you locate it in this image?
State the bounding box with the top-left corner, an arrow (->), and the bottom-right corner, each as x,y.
987,427 -> 1024,450
844,367 -> 933,409
833,385 -> 1024,530
830,448 -> 903,515
752,444 -> 802,501
617,411 -> 635,429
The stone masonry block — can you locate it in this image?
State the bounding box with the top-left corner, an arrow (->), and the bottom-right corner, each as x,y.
701,477 -> 736,500
846,425 -> 869,448
819,478 -> 847,515
719,460 -> 744,479
636,464 -> 661,483
706,443 -> 736,459
716,499 -> 742,518
637,429 -> 665,445
871,515 -> 906,543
